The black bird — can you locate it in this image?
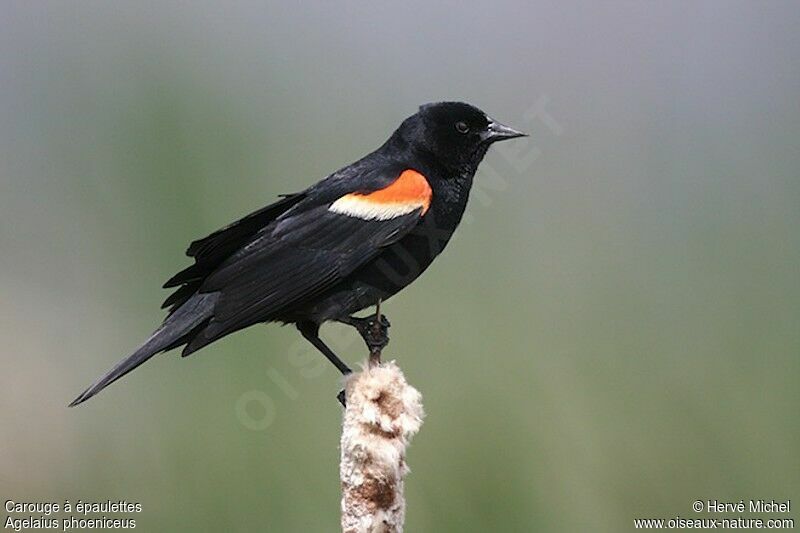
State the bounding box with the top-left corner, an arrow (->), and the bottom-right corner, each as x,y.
69,102 -> 526,407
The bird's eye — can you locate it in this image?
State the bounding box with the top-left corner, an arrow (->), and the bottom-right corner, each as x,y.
455,121 -> 469,134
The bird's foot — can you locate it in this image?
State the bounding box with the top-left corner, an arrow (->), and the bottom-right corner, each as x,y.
342,312 -> 390,363
336,302 -> 391,405
337,368 -> 353,407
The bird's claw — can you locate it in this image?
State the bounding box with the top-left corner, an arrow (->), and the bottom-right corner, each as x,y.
337,389 -> 346,407
335,304 -> 391,403
354,314 -> 390,353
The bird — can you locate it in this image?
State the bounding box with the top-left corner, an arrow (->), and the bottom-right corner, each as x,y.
69,101 -> 526,407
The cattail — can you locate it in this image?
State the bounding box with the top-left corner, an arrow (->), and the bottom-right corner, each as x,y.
339,361 -> 424,533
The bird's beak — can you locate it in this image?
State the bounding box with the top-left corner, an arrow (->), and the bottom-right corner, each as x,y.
484,120 -> 527,142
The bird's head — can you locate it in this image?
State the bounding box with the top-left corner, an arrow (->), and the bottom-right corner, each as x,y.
394,101 -> 527,173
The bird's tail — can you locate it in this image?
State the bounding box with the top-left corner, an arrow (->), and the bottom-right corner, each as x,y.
69,293 -> 217,407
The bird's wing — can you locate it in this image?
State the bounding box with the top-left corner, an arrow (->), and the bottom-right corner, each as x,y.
161,193 -> 307,312
161,157 -> 404,313
182,166 -> 433,354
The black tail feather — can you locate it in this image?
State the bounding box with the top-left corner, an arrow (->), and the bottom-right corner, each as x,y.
69,293 -> 216,407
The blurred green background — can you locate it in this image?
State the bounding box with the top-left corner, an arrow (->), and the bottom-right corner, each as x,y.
1,1 -> 798,531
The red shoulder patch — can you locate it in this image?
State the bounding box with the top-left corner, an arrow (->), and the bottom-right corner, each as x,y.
360,170 -> 432,212
329,169 -> 432,220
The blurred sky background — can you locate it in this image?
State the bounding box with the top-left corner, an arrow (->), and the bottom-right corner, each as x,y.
1,1 -> 798,531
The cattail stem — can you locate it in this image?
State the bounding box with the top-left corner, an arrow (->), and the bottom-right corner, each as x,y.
339,360 -> 424,533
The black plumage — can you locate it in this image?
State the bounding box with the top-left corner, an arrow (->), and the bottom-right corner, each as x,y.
70,101 -> 525,406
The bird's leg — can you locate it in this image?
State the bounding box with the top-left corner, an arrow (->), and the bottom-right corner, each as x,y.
297,321 -> 351,406
338,300 -> 391,367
